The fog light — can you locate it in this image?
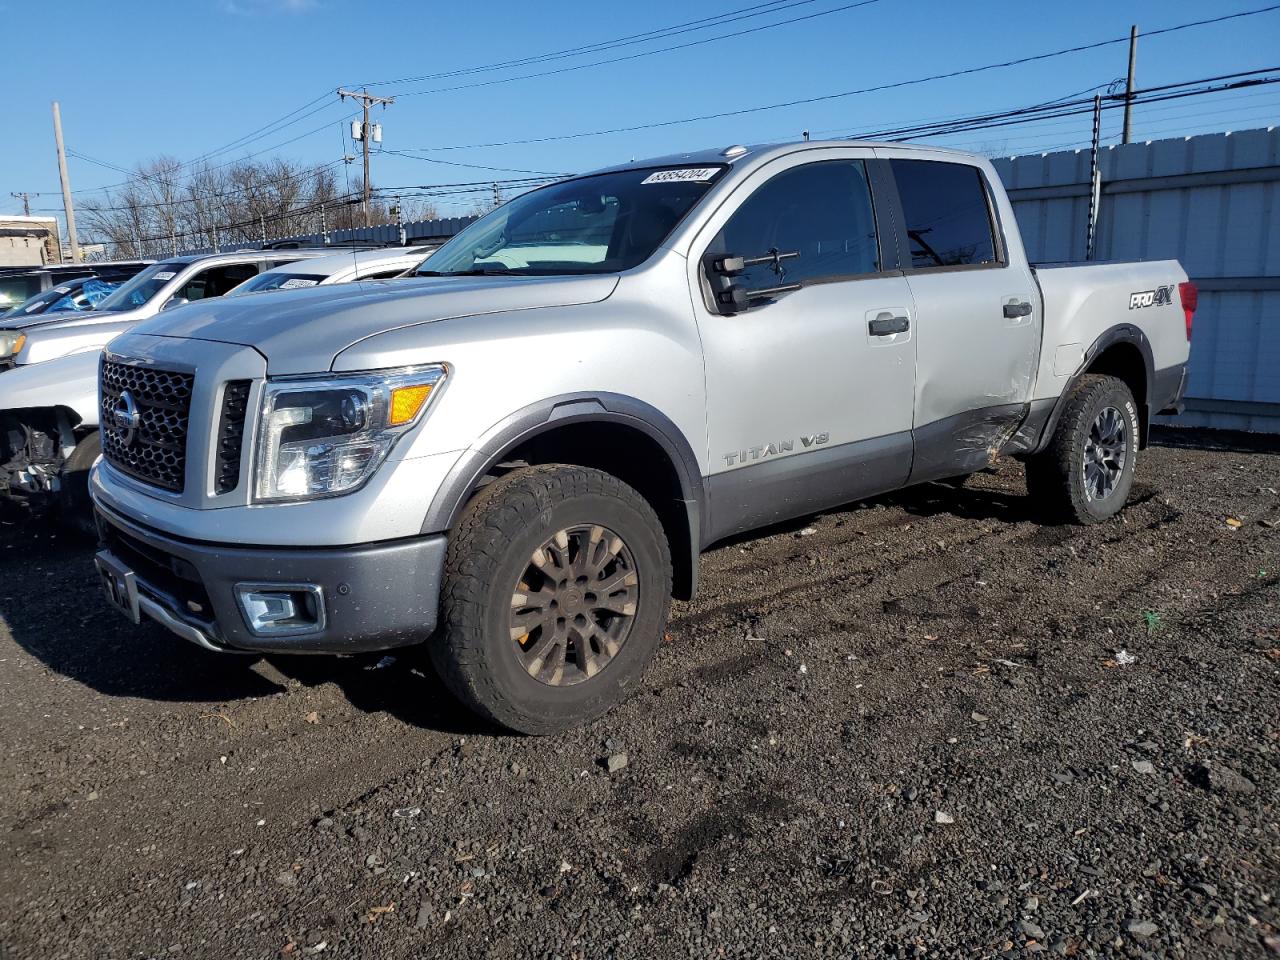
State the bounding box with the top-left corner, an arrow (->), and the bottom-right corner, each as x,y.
235,583 -> 326,636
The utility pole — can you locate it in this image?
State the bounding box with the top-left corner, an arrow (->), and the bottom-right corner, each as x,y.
1086,95 -> 1103,261
51,101 -> 81,263
1122,25 -> 1138,144
10,192 -> 32,216
337,88 -> 394,227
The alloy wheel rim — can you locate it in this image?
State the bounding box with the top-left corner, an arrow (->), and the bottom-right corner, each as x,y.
1083,405 -> 1128,501
509,524 -> 639,686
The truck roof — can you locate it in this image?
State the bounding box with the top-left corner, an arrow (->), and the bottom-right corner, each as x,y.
588,139 -> 985,177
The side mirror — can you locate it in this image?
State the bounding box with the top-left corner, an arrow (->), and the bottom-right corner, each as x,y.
162,296 -> 189,311
702,250 -> 802,316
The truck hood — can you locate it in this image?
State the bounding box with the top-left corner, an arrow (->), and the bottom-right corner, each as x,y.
130,274 -> 620,374
6,305 -> 141,332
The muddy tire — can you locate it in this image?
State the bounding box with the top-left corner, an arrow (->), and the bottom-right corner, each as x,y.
56,431 -> 101,538
1026,374 -> 1139,525
432,464 -> 672,734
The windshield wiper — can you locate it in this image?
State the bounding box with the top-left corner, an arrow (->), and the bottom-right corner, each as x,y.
416,267 -> 513,277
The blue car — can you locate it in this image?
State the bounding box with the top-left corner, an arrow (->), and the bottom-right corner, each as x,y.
0,275 -> 124,319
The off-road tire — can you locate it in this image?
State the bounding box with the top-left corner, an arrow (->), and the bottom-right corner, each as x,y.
56,431 -> 101,538
1026,374 -> 1139,525
432,464 -> 672,734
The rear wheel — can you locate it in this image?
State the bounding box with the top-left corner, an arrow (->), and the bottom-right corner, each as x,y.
1026,374 -> 1138,524
432,464 -> 672,734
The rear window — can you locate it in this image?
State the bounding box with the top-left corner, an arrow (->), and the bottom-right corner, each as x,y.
890,159 -> 999,269
230,271 -> 326,295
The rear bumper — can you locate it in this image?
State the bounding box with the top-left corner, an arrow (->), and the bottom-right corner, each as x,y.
1154,363 -> 1189,415
92,499 -> 446,654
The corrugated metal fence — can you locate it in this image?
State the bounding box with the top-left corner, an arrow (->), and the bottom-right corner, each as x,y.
177,215 -> 477,257
992,127 -> 1280,433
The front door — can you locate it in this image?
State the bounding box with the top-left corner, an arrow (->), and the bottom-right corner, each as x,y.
881,155 -> 1041,482
688,149 -> 918,542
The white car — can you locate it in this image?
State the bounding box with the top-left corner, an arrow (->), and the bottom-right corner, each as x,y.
227,246 -> 437,295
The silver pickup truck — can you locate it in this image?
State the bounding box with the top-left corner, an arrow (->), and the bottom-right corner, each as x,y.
89,141 -> 1194,733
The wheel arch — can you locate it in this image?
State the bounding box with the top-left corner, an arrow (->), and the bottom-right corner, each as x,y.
421,393 -> 704,601
1032,325 -> 1155,455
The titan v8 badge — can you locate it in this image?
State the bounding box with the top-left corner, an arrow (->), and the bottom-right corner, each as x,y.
723,432 -> 829,467
1129,285 -> 1174,310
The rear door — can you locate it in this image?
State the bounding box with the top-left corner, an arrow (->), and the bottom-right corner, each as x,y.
879,154 -> 1040,482
688,148 -> 918,542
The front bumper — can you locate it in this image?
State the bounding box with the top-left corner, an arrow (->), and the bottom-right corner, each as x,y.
93,499 -> 447,654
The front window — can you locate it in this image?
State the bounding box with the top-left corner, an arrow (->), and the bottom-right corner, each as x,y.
708,160 -> 881,290
418,166 -> 724,277
96,262 -> 184,311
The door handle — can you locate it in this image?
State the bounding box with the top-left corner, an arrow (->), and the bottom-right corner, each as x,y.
1003,301 -> 1032,319
868,313 -> 910,336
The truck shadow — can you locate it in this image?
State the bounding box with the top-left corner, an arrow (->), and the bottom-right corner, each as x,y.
881,476 -> 1043,525
0,520 -> 285,702
0,518 -> 488,733
267,654 -> 492,735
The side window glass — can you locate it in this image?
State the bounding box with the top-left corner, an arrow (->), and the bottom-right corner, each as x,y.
890,159 -> 998,269
710,160 -> 879,290
174,269 -> 211,302
177,264 -> 258,301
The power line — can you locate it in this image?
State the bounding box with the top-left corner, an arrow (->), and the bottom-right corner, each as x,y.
379,150 -> 571,177
855,69 -> 1280,142
183,92 -> 339,167
359,0 -> 824,87
402,3 -> 1280,153
392,0 -> 887,99
54,3 -> 850,195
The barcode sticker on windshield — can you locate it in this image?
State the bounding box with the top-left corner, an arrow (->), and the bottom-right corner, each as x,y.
279,277 -> 319,289
642,167 -> 719,185
153,271 -> 176,281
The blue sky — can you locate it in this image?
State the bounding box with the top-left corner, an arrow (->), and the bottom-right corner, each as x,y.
4,0 -> 1279,231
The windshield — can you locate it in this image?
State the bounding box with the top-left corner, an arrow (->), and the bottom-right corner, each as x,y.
228,271 -> 327,295
96,262 -> 183,311
3,283 -> 78,317
19,277 -> 122,315
418,166 -> 724,277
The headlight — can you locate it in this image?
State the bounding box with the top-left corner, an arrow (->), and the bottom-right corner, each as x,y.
254,365 -> 446,502
0,331 -> 26,359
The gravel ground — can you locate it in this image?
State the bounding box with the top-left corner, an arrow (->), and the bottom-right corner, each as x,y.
1,428 -> 1277,959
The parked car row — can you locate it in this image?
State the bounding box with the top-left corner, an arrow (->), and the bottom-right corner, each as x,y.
0,260 -> 153,317
0,244 -> 435,525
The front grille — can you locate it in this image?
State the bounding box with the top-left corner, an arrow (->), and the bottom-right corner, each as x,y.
214,380 -> 251,494
100,358 -> 194,492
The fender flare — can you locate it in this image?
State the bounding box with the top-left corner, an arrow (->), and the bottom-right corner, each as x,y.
1030,323 -> 1155,455
420,392 -> 705,599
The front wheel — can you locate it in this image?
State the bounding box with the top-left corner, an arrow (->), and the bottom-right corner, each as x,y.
56,430 -> 101,537
1026,374 -> 1139,525
432,464 -> 672,734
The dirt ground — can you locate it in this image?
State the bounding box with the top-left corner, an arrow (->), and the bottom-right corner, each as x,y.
1,428 -> 1277,959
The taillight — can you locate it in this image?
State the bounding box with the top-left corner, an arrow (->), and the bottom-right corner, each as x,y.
1178,281 -> 1197,342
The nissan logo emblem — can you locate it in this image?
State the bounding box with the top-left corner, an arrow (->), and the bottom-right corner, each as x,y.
111,390 -> 141,446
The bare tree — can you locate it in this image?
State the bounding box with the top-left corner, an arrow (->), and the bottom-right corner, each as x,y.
80,156 -> 401,257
